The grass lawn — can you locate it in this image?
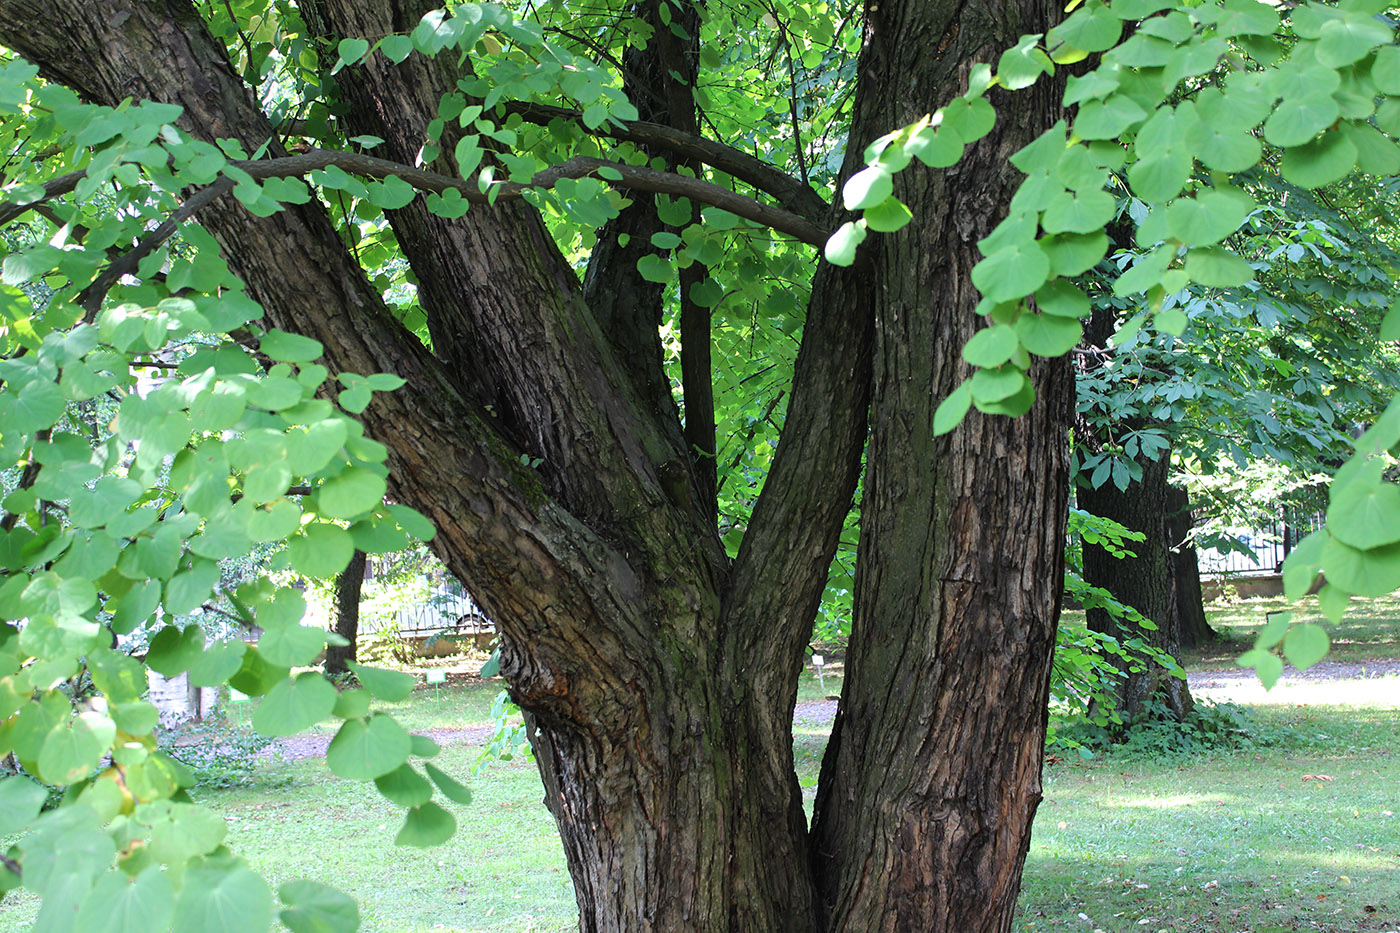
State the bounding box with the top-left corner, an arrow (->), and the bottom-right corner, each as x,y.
2,599 -> 1397,933
1185,591 -> 1400,668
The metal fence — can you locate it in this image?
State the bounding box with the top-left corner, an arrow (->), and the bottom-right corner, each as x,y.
1196,499 -> 1326,576
358,567 -> 494,638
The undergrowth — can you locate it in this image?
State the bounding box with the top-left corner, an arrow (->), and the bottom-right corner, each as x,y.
1057,699 -> 1300,760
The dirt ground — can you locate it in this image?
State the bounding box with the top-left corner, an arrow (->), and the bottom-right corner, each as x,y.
265,661 -> 1399,764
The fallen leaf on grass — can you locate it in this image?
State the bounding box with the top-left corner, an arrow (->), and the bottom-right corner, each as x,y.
1301,774 -> 1334,781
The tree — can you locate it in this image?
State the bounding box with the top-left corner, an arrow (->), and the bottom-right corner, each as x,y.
323,550 -> 366,676
2,1 -> 1400,931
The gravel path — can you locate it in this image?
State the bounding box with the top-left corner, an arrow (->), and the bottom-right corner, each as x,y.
267,660 -> 1399,764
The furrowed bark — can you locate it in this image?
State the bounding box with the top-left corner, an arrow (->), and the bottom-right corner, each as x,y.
808,0 -> 1073,928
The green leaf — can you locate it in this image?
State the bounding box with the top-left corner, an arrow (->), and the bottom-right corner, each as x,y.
1321,534 -> 1400,597
252,673 -> 337,738
1282,529 -> 1327,601
1164,190 -> 1253,247
259,330 -> 323,363
842,166 -> 893,210
1236,648 -> 1283,689
75,867 -> 174,933
333,38 -> 371,74
1326,480 -> 1400,550
1154,307 -> 1188,336
961,324 -> 1020,368
1015,313 -> 1081,356
1040,189 -> 1114,235
1184,247 -> 1254,288
636,254 -> 673,283
1127,147 -> 1191,202
316,467 -> 387,520
387,504 -> 436,542
1282,623 -> 1330,671
394,801 -> 457,847
1040,232 -> 1108,277
1315,584 -> 1350,624
423,762 -> 473,804
1264,90 -> 1340,148
969,364 -> 1028,404
1074,95 -> 1146,140
1034,279 -> 1090,318
1383,297 -> 1400,340
932,382 -> 973,437
1279,131 -> 1358,189
971,241 -> 1050,303
997,34 -> 1053,90
941,97 -> 996,144
380,34 -> 413,64
38,711 -> 116,785
347,662 -> 416,701
0,775 -> 47,835
1373,45 -> 1400,93
279,880 -> 361,933
863,197 -> 913,233
410,734 -> 441,758
824,221 -> 866,266
1112,247 -> 1172,298
1254,611 -> 1293,650
174,857 -> 275,933
374,763 -> 435,807
147,625 -> 206,677
1316,16 -> 1393,68
165,558 -> 221,615
287,524 -> 356,578
258,623 -> 325,668
326,714 -> 411,780
332,688 -> 371,720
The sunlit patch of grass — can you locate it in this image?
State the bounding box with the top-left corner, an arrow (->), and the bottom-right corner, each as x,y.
1187,592 -> 1400,668
1021,735 -> 1400,932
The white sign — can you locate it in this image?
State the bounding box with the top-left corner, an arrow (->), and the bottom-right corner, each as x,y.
425,670 -> 447,684
229,688 -> 249,702
811,655 -> 824,667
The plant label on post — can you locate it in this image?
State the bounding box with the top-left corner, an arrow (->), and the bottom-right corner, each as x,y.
229,688 -> 249,703
425,669 -> 446,705
811,655 -> 826,696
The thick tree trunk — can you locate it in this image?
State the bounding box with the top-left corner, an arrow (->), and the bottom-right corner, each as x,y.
1167,484 -> 1215,649
807,0 -> 1073,930
324,550 -> 367,676
1079,453 -> 1195,722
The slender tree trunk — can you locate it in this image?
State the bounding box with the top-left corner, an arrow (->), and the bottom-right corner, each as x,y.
1079,453 -> 1195,721
324,549 -> 367,675
1168,485 -> 1214,648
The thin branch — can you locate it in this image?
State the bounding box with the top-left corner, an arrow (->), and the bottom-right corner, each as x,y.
776,23 -> 810,187
500,101 -> 829,221
75,177 -> 234,317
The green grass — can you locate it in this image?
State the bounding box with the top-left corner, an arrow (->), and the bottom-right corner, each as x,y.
1186,591 -> 1400,668
1020,701 -> 1400,932
3,598 -> 1396,933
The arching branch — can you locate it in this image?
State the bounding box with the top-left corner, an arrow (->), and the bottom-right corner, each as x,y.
1,148 -> 829,248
